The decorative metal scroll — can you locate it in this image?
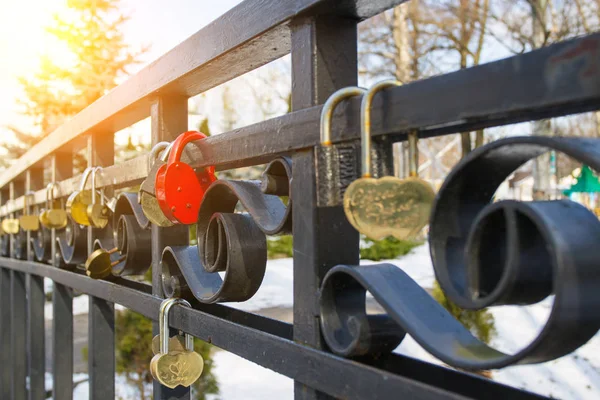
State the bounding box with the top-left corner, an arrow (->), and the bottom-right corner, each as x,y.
13,227 -> 28,260
31,226 -> 52,262
111,192 -> 152,276
319,136 -> 600,370
161,157 -> 292,303
57,219 -> 89,267
0,235 -> 8,257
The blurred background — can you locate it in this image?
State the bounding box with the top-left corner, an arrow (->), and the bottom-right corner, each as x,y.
1,1 -> 600,399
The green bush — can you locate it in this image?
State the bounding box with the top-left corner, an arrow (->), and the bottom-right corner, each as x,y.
431,281 -> 496,344
267,235 -> 294,259
359,237 -> 421,261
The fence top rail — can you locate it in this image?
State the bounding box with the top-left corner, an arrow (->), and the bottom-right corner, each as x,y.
0,0 -> 403,191
0,32 -> 597,216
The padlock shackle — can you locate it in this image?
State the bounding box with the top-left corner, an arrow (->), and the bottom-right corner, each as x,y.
360,80 -> 401,178
150,141 -> 170,161
90,167 -> 103,205
159,297 -> 193,354
167,131 -> 207,166
46,182 -> 60,207
320,87 -> 366,147
24,191 -> 36,215
78,167 -> 94,191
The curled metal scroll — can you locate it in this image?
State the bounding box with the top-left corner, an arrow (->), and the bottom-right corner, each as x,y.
111,193 -> 152,276
13,228 -> 28,260
56,219 -> 89,267
0,235 -> 8,257
320,136 -> 600,370
161,157 -> 292,303
31,226 -> 52,262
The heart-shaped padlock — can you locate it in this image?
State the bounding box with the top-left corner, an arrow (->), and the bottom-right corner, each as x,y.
150,298 -> 204,389
343,80 -> 435,240
66,167 -> 94,226
155,131 -> 216,225
19,191 -> 40,232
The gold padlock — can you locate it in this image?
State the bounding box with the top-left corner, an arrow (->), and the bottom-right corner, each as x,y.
39,182 -> 68,230
343,80 -> 435,240
1,218 -> 19,235
66,167 -> 94,226
86,167 -> 111,229
84,247 -> 124,279
139,141 -> 175,227
19,191 -> 40,232
150,298 -> 203,389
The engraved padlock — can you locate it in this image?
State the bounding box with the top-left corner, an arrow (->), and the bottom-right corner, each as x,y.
150,297 -> 203,389
155,131 -> 216,225
66,167 -> 94,226
39,182 -> 68,230
343,80 -> 435,240
86,167 -> 111,229
139,141 -> 175,227
19,191 -> 40,231
315,87 -> 366,207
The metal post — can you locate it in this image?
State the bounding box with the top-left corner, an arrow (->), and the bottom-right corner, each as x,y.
150,95 -> 191,400
26,168 -> 46,400
10,181 -> 27,400
52,152 -> 74,400
290,15 -> 360,400
87,133 -> 116,400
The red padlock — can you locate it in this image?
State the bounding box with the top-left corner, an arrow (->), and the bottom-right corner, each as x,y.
155,131 -> 217,225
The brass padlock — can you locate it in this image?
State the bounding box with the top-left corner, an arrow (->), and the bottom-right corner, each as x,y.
84,247 -> 124,279
19,191 -> 40,231
39,182 -> 68,230
150,298 -> 203,389
86,167 -> 111,229
2,201 -> 20,235
66,167 -> 94,226
139,142 -> 175,227
343,80 -> 435,240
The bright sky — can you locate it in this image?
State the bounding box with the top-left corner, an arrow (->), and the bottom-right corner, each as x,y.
0,0 -> 243,144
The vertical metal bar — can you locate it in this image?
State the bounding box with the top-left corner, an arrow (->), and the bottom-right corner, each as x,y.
52,152 -> 73,400
150,95 -> 191,400
0,189 -> 10,399
87,133 -> 115,400
0,267 -> 10,399
10,181 -> 27,400
290,15 -> 359,400
26,168 -> 45,400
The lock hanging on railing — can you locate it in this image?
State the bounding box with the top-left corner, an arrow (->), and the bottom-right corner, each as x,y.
315,87 -> 365,208
343,80 -> 435,240
155,131 -> 217,225
86,167 -> 112,229
66,167 -> 94,226
139,141 -> 175,227
2,200 -> 20,235
19,191 -> 40,232
39,182 -> 68,230
150,297 -> 203,389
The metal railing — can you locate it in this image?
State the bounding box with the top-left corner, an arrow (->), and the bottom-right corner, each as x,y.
0,0 -> 599,399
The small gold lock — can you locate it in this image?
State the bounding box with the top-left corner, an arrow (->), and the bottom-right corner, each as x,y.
85,167 -> 111,229
150,298 -> 203,389
84,247 -> 124,279
39,182 -> 68,230
66,167 -> 94,226
19,191 -> 40,232
139,141 -> 175,227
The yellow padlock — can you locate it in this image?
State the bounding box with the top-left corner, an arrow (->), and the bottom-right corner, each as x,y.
66,167 -> 94,226
39,182 -> 68,230
20,191 -> 40,232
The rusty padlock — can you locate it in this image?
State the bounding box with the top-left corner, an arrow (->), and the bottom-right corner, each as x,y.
155,131 -> 216,225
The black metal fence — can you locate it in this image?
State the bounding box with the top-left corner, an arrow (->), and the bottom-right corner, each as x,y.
1,0 -> 599,399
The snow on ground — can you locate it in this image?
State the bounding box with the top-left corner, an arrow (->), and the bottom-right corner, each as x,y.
222,244 -> 600,399
42,244 -> 600,399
